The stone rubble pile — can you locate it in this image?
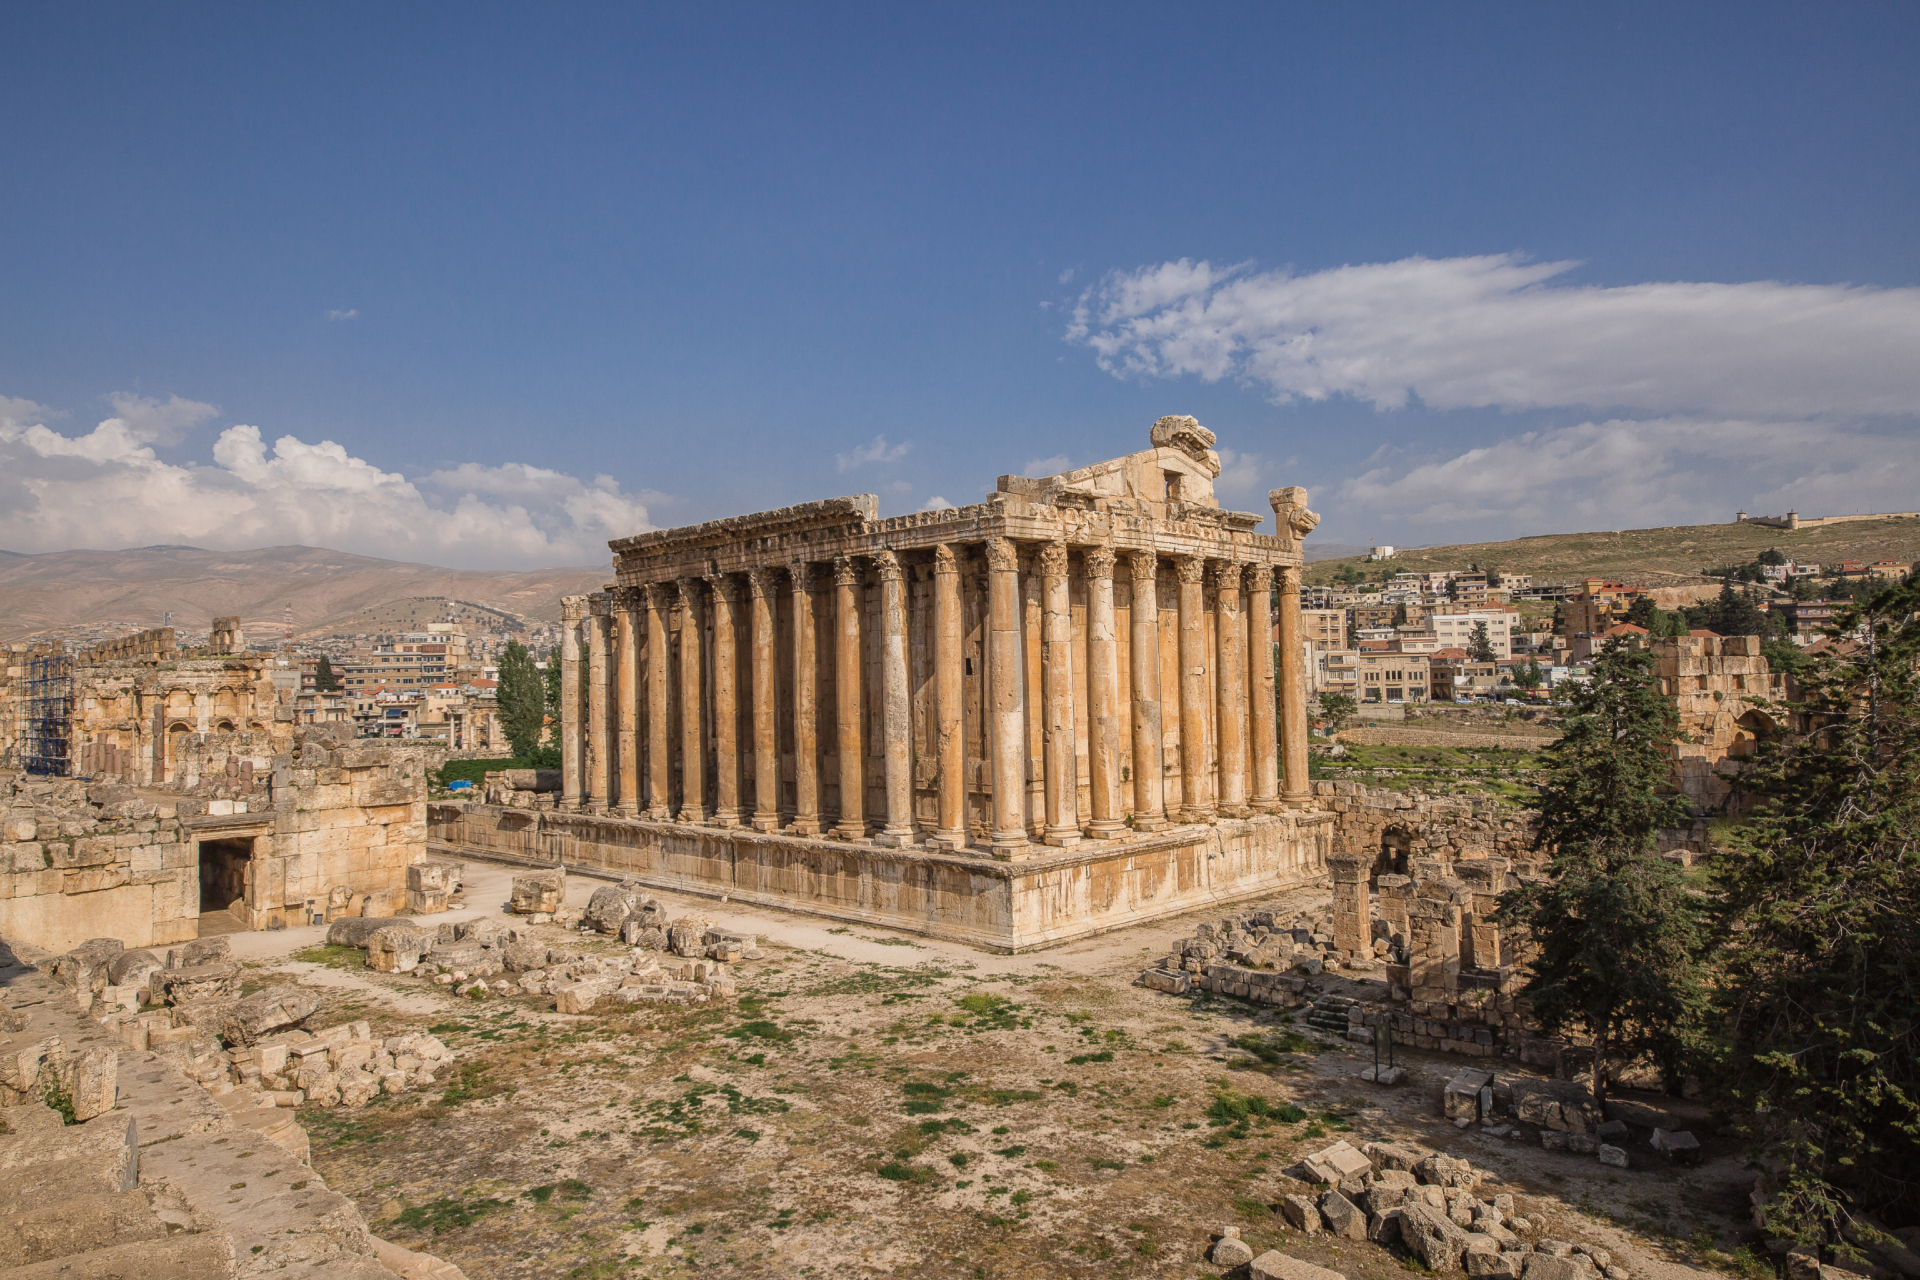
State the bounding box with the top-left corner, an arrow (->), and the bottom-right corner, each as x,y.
44,931 -> 460,1116
325,875 -> 749,1007
1440,1067 -> 1703,1171
1137,908 -> 1346,1003
1207,1138 -> 1634,1280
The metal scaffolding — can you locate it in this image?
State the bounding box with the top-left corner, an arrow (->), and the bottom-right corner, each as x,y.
24,654 -> 72,777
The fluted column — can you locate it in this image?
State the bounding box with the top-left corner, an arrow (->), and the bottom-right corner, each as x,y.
986,537 -> 1029,856
1175,554 -> 1211,821
789,561 -> 821,835
1247,564 -> 1281,811
831,556 -> 865,840
676,577 -> 708,823
747,566 -> 781,832
560,595 -> 585,811
1213,561 -> 1249,817
614,590 -> 640,815
1021,554 -> 1045,836
1083,545 -> 1124,839
708,573 -> 741,827
1039,541 -> 1080,846
931,544 -> 967,850
1127,551 -> 1166,831
1278,564 -> 1311,808
875,551 -> 914,846
586,592 -> 612,813
643,583 -> 673,819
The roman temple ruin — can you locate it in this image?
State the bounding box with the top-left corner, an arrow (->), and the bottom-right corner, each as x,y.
432,417 -> 1337,949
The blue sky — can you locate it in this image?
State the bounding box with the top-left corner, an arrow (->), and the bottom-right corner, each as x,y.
3,3 -> 1917,567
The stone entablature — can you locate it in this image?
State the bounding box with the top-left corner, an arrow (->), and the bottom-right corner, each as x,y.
560,419 -> 1323,861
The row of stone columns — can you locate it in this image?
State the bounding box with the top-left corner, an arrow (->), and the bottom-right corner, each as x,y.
565,539 -> 1311,852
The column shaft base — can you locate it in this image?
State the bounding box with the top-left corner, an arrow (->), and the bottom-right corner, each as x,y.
678,807 -> 711,825
1085,820 -> 1126,839
930,830 -> 969,852
1178,806 -> 1215,824
989,833 -> 1028,860
788,817 -> 821,836
614,804 -> 639,818
712,809 -> 741,828
1250,798 -> 1282,814
830,822 -> 866,841
1283,791 -> 1314,809
1042,828 -> 1081,848
750,815 -> 780,833
645,807 -> 672,821
1130,814 -> 1168,833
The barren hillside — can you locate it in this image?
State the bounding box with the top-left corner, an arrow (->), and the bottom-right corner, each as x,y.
0,545 -> 608,641
1304,515 -> 1920,590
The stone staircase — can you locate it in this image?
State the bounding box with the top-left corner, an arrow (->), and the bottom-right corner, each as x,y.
1304,992 -> 1358,1038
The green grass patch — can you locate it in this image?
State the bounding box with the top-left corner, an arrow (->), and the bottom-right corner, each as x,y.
397,1197 -> 512,1233
289,944 -> 367,971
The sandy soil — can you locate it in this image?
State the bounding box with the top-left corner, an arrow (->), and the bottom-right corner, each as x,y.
231,862 -> 1753,1280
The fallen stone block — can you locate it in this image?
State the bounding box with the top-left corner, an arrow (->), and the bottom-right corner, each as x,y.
1302,1139 -> 1372,1185
148,961 -> 241,1006
1320,1189 -> 1368,1240
1400,1203 -> 1475,1272
1470,1251 -> 1527,1279
1212,1231 -> 1256,1267
1358,1064 -> 1406,1085
1362,1140 -> 1431,1172
326,916 -> 418,948
501,941 -> 550,972
1650,1128 -> 1702,1165
219,985 -> 319,1046
1444,1067 -> 1496,1120
103,949 -> 160,991
554,976 -> 621,1014
1597,1144 -> 1628,1168
1367,1208 -> 1405,1245
366,925 -> 437,973
1525,1256 -> 1593,1280
1252,1252 -> 1347,1280
1415,1153 -> 1480,1189
1280,1193 -> 1321,1233
0,1188 -> 168,1267
509,870 -> 565,915
166,935 -> 230,969
584,885 -> 660,936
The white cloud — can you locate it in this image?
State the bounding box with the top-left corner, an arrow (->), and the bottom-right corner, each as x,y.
919,495 -> 957,512
1023,455 -> 1070,477
325,308 -> 359,321
1071,254 -> 1920,418
0,401 -> 654,569
835,435 -> 910,471
103,393 -> 219,446
1338,418 -> 1920,536
1057,268 -> 1075,284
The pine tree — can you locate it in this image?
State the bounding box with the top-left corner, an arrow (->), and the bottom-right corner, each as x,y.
1495,638 -> 1708,1102
496,640 -> 546,760
1468,621 -> 1495,662
313,655 -> 342,692
1710,577 -> 1920,1235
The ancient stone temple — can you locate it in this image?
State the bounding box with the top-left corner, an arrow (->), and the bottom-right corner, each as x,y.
433,418 -> 1336,948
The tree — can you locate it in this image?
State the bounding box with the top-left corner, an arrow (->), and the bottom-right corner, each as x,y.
1514,658 -> 1544,691
1708,577 -> 1920,1236
313,655 -> 342,693
1494,639 -> 1708,1103
1317,692 -> 1357,733
1468,621 -> 1495,662
1626,595 -> 1659,629
542,647 -> 563,745
496,640 -> 547,760
1758,546 -> 1789,567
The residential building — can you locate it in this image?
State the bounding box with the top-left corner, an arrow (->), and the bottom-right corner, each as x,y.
1564,578 -> 1646,637
1311,649 -> 1359,698
1300,609 -> 1347,651
1428,607 -> 1517,660
1768,598 -> 1841,638
1356,652 -> 1429,703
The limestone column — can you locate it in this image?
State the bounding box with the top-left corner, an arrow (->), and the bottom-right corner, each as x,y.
1039,541 -> 1080,846
1213,561 -> 1248,817
1021,555 -> 1045,835
1127,551 -> 1166,831
560,595 -> 584,811
1277,564 -> 1311,808
643,583 -> 673,819
875,550 -> 914,846
985,537 -> 1029,856
586,593 -> 612,813
614,590 -> 641,816
789,560 -> 821,835
1247,564 -> 1281,812
831,556 -> 865,840
1175,554 -> 1211,821
1082,545 -> 1124,839
747,566 -> 782,832
708,573 -> 741,827
931,544 -> 967,850
676,577 -> 709,824
1329,852 -> 1371,960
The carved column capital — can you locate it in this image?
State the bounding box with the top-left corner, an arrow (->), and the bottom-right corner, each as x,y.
1174,554 -> 1206,586
747,564 -> 784,598
707,572 -> 742,605
832,555 -> 860,589
641,581 -> 674,611
612,584 -> 646,611
1037,540 -> 1070,577
932,543 -> 959,575
1246,564 -> 1274,592
1128,549 -> 1159,582
789,560 -> 815,592
874,549 -> 904,583
984,537 -> 1018,573
1210,560 -> 1244,600
1083,545 -> 1116,580
1277,565 -> 1303,595
675,577 -> 704,610
560,594 -> 587,623
587,590 -> 613,617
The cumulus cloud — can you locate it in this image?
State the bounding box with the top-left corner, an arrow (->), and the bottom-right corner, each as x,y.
104,393 -> 219,446
0,401 -> 654,569
1070,254 -> 1920,418
325,308 -> 358,321
1339,418 -> 1920,535
835,435 -> 910,471
1023,455 -> 1071,477
919,495 -> 957,512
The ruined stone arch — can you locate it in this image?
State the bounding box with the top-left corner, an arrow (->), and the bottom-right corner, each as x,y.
1375,824 -> 1419,884
165,721 -> 192,783
214,719 -> 236,732
1728,708 -> 1773,758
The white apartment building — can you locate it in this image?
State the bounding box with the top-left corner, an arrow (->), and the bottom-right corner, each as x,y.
1429,608 -> 1517,661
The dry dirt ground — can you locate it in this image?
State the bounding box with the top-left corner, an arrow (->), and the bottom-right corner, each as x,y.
232,865 -> 1759,1280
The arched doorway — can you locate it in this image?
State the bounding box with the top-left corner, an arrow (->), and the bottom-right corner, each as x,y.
1375,826 -> 1416,885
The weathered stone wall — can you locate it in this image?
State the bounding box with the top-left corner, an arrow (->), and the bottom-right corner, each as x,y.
1318,781 -> 1541,878
431,800 -> 1334,951
1650,634 -> 1786,813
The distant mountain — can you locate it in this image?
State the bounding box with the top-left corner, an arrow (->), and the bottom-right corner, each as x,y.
1304,542 -> 1378,563
0,545 -> 609,642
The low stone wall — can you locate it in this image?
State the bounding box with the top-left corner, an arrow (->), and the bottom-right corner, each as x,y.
1338,728 -> 1556,750
430,802 -> 1336,952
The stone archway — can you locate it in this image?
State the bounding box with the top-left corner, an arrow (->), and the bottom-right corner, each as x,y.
1375,825 -> 1417,885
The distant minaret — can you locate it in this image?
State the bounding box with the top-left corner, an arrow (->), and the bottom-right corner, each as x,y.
283,602 -> 294,648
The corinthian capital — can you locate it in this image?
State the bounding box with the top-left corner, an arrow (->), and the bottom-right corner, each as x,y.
874,549 -> 903,583
984,538 -> 1018,573
1174,554 -> 1206,586
1083,545 -> 1116,580
1037,541 -> 1070,577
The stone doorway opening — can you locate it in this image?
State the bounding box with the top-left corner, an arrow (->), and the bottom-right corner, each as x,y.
198,837 -> 252,915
